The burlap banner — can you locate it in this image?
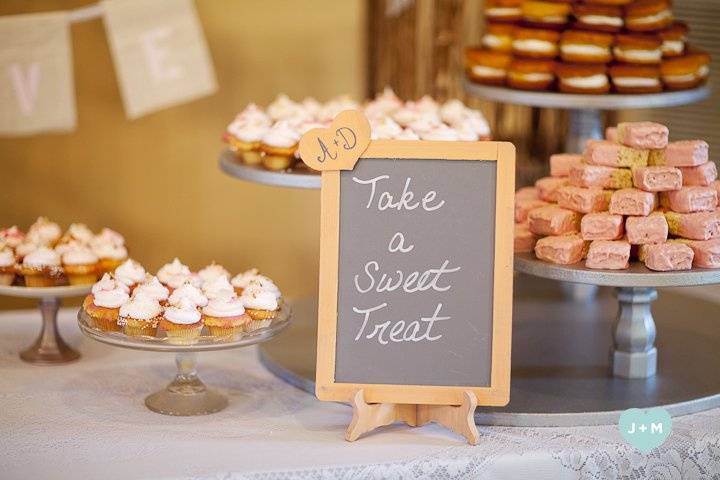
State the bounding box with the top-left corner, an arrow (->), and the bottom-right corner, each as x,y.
102,0 -> 217,119
0,12 -> 75,136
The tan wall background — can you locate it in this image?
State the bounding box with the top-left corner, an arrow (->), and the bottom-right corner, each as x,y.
0,0 -> 367,309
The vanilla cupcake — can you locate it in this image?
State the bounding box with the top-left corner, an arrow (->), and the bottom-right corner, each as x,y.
260,120 -> 301,171
267,94 -> 303,121
246,275 -> 281,299
60,223 -> 94,245
84,274 -> 129,331
160,297 -> 203,344
168,281 -> 208,308
133,276 -> 170,303
26,217 -> 62,246
202,275 -> 235,300
61,245 -> 100,285
92,228 -> 125,247
15,241 -> 38,262
197,262 -> 230,287
114,258 -> 146,291
0,248 -> 16,286
0,226 -> 25,250
118,296 -> 162,337
93,242 -> 128,274
20,247 -> 63,287
230,268 -> 259,295
225,106 -> 271,166
370,116 -> 403,140
157,258 -> 192,290
202,291 -> 249,337
241,284 -> 279,331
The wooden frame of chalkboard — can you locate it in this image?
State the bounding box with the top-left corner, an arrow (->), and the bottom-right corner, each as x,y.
315,140 -> 515,407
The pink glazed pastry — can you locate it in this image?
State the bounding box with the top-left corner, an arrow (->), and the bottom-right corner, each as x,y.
557,186 -> 610,214
649,140 -> 709,167
641,243 -> 694,271
535,235 -> 587,265
609,188 -> 656,216
663,186 -> 718,213
550,154 -> 583,177
584,140 -> 649,168
516,186 -> 540,201
685,239 -> 720,268
515,198 -> 550,223
514,223 -> 537,253
632,166 -> 682,192
679,162 -> 717,187
528,205 -> 581,236
617,122 -> 669,150
665,210 -> 720,240
586,240 -> 631,270
535,176 -> 570,202
625,212 -> 669,245
581,213 -> 625,241
569,165 -> 633,189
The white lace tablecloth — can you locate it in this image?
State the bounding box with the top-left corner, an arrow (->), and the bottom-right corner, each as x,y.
1,308 -> 719,480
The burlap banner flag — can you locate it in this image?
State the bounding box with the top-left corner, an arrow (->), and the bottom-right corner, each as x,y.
102,0 -> 217,119
0,12 -> 76,136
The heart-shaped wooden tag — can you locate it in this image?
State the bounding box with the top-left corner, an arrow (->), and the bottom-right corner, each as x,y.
298,110 -> 371,172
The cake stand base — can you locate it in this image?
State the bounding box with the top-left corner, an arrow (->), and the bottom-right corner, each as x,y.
259,279 -> 720,426
144,352 -> 228,416
20,297 -> 80,365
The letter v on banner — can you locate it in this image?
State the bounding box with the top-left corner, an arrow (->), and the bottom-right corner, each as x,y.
102,0 -> 217,119
0,12 -> 76,136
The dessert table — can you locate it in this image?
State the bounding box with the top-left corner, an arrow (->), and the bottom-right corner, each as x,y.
1,307 -> 720,479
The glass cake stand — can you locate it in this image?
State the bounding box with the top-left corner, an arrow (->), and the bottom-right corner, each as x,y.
218,149 -> 321,189
0,283 -> 91,364
77,303 -> 292,416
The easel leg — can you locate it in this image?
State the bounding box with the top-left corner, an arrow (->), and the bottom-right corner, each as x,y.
417,392 -> 479,445
345,389 -> 416,441
346,390 -> 479,445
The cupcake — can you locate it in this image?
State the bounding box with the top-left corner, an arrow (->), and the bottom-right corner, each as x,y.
230,268 -> 259,295
160,297 -> 203,344
267,94 -> 304,122
168,281 -> 208,308
114,258 -> 146,291
20,247 -> 63,287
197,262 -> 230,287
156,258 -> 192,291
59,223 -> 94,246
0,248 -> 16,286
241,284 -> 279,331
84,274 -> 129,331
133,276 -> 170,303
225,106 -> 271,166
202,275 -> 235,300
369,116 -> 403,140
420,124 -> 461,141
93,242 -> 128,274
202,292 -> 249,337
260,120 -> 301,171
246,276 -> 281,299
363,87 -> 402,119
14,241 -> 38,262
92,228 -> 125,248
26,217 -> 62,247
0,226 -> 25,250
61,245 -> 100,285
118,296 -> 162,337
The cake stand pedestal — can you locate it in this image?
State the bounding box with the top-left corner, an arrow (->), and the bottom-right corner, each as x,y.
0,284 -> 91,364
514,252 -> 720,379
463,82 -> 711,153
78,304 -> 291,416
219,150 -> 320,189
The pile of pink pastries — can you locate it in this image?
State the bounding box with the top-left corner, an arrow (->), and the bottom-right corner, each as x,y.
515,121 -> 720,271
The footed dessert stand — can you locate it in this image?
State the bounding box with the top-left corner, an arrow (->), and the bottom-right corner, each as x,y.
463,82 -> 710,153
0,284 -> 91,364
77,304 -> 291,416
219,150 -> 320,189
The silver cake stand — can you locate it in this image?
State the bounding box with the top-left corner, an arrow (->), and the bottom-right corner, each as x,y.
77,303 -> 291,416
218,149 -> 321,189
0,283 -> 91,364
463,82 -> 710,152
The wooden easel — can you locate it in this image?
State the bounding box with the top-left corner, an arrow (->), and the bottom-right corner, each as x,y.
346,389 -> 480,445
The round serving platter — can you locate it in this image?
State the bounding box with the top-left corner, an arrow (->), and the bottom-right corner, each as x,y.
218,149 -> 321,189
0,283 -> 92,364
78,303 -> 292,415
463,81 -> 711,110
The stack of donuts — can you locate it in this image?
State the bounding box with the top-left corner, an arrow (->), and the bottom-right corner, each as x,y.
466,0 -> 711,94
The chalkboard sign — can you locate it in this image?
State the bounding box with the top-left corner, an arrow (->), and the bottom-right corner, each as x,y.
299,111 -> 515,407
